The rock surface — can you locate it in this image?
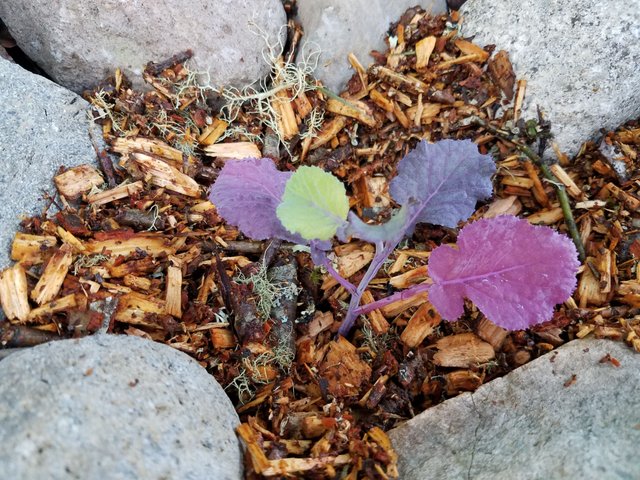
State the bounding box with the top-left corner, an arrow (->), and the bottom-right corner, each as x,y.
0,0 -> 286,93
295,0 -> 447,93
460,0 -> 640,158
0,58 -> 100,269
0,334 -> 242,480
389,338 -> 640,479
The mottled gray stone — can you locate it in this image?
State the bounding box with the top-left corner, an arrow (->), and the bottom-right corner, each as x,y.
0,0 -> 286,93
0,334 -> 242,480
389,339 -> 640,479
0,58 -> 100,270
0,46 -> 11,61
295,0 -> 447,93
460,0 -> 640,158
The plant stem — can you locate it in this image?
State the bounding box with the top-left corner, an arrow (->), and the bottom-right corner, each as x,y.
472,117 -> 586,262
310,242 -> 357,295
354,283 -> 431,316
338,241 -> 397,336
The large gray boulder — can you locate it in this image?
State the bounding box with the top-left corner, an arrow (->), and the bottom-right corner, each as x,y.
389,338 -> 640,479
295,0 -> 447,93
0,0 -> 287,93
0,334 -> 242,479
460,0 -> 640,158
0,58 -> 100,269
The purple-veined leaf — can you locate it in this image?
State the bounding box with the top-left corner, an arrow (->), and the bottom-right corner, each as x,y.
427,215 -> 580,330
390,139 -> 495,230
208,158 -> 303,243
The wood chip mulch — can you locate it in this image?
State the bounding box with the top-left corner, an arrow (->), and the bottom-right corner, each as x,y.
1,8 -> 639,479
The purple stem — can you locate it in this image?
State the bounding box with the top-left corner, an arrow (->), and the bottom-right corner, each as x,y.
338,240 -> 396,336
354,283 -> 431,316
310,242 -> 357,295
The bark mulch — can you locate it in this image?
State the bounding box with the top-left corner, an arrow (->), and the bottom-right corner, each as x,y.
1,8 -> 639,479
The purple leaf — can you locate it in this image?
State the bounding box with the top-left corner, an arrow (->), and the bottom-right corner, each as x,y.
390,139 -> 495,229
208,158 -> 303,243
427,215 -> 580,330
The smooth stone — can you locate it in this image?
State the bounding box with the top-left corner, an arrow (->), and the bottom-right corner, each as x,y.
0,0 -> 287,93
0,334 -> 243,479
389,338 -> 640,479
0,58 -> 101,270
295,0 -> 447,93
460,0 -> 640,158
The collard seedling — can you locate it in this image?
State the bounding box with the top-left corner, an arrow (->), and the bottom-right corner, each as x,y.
210,139 -> 579,335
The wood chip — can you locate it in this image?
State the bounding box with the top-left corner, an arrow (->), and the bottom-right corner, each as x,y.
130,152 -> 201,197
86,181 -> 144,205
319,336 -> 372,398
415,36 -> 437,69
204,142 -> 261,160
326,98 -> 377,128
54,165 -> 104,199
487,50 -> 516,100
400,302 -> 441,348
30,244 -> 74,305
0,264 -> 30,322
10,233 -> 57,265
165,265 -> 182,318
433,333 -> 495,367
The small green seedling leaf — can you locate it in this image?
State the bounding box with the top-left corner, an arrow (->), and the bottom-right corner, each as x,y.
276,166 -> 349,241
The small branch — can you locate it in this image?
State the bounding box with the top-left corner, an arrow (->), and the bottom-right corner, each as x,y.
473,117 -> 586,262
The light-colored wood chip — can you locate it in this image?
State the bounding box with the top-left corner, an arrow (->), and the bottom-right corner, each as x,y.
197,118 -> 228,145
204,141 -> 261,159
389,266 -> 429,289
406,102 -> 442,124
415,36 -> 437,69
380,291 -> 428,318
86,233 -> 175,257
114,292 -> 166,327
483,196 -> 522,218
30,244 -> 74,305
112,137 -> 184,163
86,181 -> 144,205
210,328 -> 236,349
475,317 -> 508,350
400,302 -> 441,348
445,370 -> 483,395
0,264 -> 30,322
28,294 -> 78,322
11,233 -> 57,265
165,265 -> 182,318
433,333 -> 495,367
54,165 -> 104,199
130,152 -> 201,197
310,116 -> 348,150
549,164 -> 583,199
453,39 -> 489,62
361,290 -> 389,334
370,65 -> 429,94
326,98 -> 377,128
527,207 -> 564,225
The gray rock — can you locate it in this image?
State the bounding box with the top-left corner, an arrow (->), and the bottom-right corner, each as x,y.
389,339 -> 640,479
0,334 -> 243,480
0,46 -> 11,62
0,0 -> 286,93
295,0 -> 447,93
0,58 -> 100,269
460,0 -> 640,158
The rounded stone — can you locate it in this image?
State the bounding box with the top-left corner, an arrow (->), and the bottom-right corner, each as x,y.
0,334 -> 242,479
0,0 -> 287,93
295,0 -> 447,93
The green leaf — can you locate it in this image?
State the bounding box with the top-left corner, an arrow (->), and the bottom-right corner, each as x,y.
276,166 -> 349,241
